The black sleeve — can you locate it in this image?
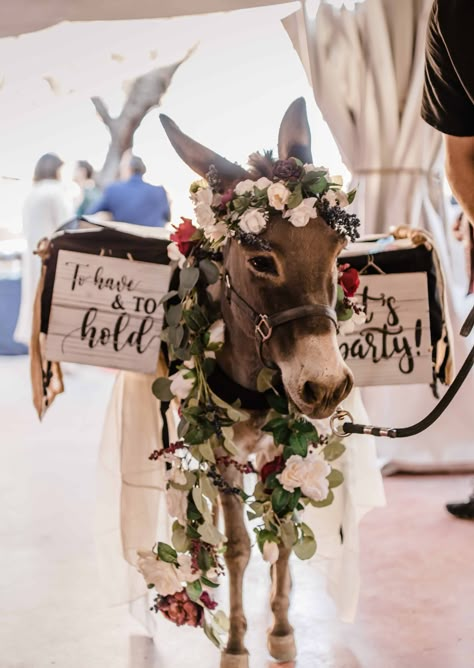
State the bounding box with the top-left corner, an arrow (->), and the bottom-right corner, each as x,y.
421,0 -> 474,137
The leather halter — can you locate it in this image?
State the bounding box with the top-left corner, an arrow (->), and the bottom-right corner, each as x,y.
224,271 -> 339,369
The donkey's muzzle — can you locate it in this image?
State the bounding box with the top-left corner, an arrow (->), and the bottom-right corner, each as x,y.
299,369 -> 354,419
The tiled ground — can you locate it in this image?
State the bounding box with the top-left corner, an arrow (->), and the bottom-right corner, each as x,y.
1,356 -> 473,668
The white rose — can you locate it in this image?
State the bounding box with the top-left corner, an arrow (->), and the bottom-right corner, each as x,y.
136,551 -> 182,596
194,202 -> 215,230
329,174 -> 343,187
177,554 -> 201,583
334,190 -> 349,207
234,179 -> 256,196
189,179 -> 209,203
338,318 -> 355,335
283,197 -> 317,227
267,182 -> 290,211
167,242 -> 185,268
166,486 -> 188,526
277,454 -> 306,492
169,369 -> 195,400
238,208 -> 267,235
204,220 -> 228,243
322,190 -> 338,207
304,164 -> 328,174
255,176 -> 272,190
193,187 -> 213,206
208,319 -> 225,345
262,541 -> 279,565
352,309 -> 367,325
299,453 -> 331,501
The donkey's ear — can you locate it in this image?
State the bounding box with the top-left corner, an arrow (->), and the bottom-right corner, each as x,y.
278,98 -> 312,163
160,114 -> 250,187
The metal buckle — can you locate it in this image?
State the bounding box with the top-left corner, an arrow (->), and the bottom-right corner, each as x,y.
255,314 -> 273,342
329,407 -> 354,438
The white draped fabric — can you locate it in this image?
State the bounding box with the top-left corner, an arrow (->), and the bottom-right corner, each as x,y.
284,0 -> 474,471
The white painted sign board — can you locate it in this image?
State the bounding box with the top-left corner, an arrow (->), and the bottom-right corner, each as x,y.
338,272 -> 432,386
45,250 -> 172,373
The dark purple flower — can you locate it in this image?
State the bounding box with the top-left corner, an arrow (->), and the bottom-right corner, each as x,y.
273,159 -> 303,181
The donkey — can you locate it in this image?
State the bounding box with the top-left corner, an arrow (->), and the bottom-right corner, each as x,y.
160,98 -> 354,667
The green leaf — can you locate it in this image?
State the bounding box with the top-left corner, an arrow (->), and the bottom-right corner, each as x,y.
322,439 -> 346,462
286,184 -> 303,209
309,489 -> 334,508
280,520 -> 297,548
199,259 -> 220,284
192,487 -> 208,515
201,474 -> 219,503
265,390 -> 289,415
151,377 -> 174,401
203,619 -> 223,649
172,522 -> 191,553
287,488 -> 302,511
300,522 -> 315,539
159,290 -> 179,305
186,579 -> 203,601
327,468 -> 344,488
347,188 -> 357,204
157,542 -> 178,563
198,521 -> 225,546
308,176 -> 328,195
263,416 -> 289,432
179,266 -> 200,297
177,417 -> 189,439
212,610 -> 230,633
197,547 -> 213,573
256,367 -> 277,392
271,486 -> 291,516
201,575 -> 219,589
288,433 -> 309,457
168,324 -> 184,348
183,306 -> 208,332
293,535 -> 317,560
166,303 -> 183,327
198,441 -> 216,464
202,357 -> 216,377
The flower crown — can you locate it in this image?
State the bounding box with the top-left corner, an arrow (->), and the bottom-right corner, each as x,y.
189,156 -> 360,249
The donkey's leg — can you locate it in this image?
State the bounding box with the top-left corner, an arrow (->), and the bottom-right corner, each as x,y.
219,478 -> 250,668
267,544 -> 296,662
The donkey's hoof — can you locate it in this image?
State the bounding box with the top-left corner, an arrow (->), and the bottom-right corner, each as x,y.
267,632 -> 297,662
220,651 -> 249,668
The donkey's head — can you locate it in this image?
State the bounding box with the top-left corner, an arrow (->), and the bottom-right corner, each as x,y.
161,99 -> 353,419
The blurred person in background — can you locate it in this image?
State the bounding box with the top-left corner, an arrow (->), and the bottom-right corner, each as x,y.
14,153 -> 73,346
86,152 -> 171,227
73,160 -> 101,218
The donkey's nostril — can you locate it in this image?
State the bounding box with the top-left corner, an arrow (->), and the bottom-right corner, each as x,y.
302,381 -> 318,405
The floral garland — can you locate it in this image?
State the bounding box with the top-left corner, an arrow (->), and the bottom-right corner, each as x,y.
137,162 -> 364,646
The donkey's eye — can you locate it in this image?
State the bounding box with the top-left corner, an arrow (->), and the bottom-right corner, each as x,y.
248,256 -> 278,275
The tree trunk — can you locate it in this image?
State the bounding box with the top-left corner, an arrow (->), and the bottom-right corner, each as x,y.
91,52 -> 191,187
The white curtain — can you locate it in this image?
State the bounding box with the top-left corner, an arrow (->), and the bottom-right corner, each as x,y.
284,0 -> 474,471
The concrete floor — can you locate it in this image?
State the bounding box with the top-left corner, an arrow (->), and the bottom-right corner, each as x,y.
1,356 -> 473,668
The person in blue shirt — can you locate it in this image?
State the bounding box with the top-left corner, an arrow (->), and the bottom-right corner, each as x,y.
87,153 -> 171,227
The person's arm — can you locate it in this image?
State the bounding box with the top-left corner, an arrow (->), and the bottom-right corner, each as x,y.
85,189 -> 110,216
444,135 -> 474,223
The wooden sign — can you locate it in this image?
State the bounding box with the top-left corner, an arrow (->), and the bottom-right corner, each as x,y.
338,272 -> 432,386
45,250 -> 172,373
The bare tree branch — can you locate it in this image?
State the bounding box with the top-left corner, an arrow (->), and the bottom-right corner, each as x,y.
93,47 -> 195,187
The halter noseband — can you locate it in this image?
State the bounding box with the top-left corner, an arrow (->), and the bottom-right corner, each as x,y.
224,271 -> 339,369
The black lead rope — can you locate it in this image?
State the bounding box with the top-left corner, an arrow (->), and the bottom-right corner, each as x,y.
332,304 -> 474,439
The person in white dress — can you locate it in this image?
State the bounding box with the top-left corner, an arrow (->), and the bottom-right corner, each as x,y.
14,153 -> 73,346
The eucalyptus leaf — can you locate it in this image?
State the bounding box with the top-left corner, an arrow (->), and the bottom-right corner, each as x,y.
256,368 -> 277,392
203,619 -> 223,649
212,610 -> 230,633
309,489 -> 335,508
198,441 -> 216,464
179,266 -> 200,296
198,521 -> 225,546
293,535 -> 317,560
327,468 -> 344,488
159,290 -> 179,305
192,486 -> 207,515
201,474 -> 219,503
199,259 -> 220,285
151,377 -> 174,401
322,439 -> 346,462
168,324 -> 184,348
172,522 -> 191,552
166,303 -> 183,327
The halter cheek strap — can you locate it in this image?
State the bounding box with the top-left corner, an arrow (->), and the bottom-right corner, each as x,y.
224,271 -> 339,369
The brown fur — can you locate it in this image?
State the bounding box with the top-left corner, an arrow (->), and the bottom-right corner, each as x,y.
160,99 -> 353,667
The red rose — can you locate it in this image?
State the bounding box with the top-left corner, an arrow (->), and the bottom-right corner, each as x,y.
260,456 -> 285,484
158,590 -> 203,627
338,264 -> 360,298
200,591 -> 218,610
170,217 -> 199,257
